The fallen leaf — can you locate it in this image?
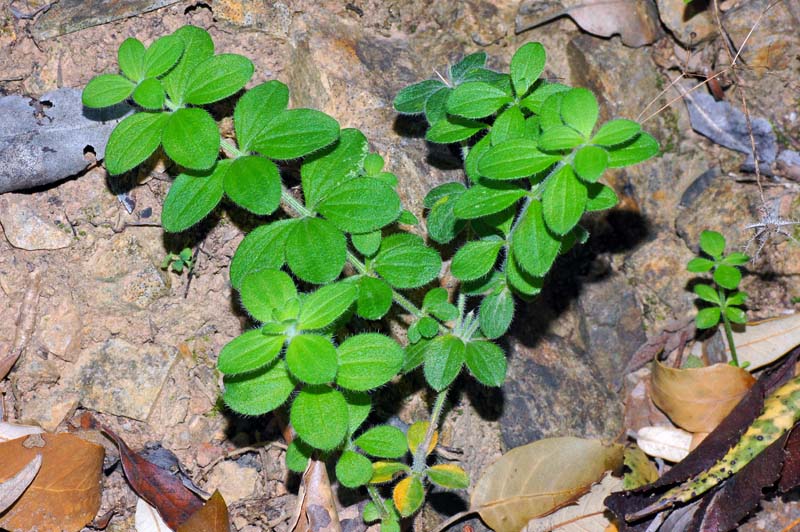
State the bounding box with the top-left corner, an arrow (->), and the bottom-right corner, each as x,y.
636,426 -> 692,463
650,360 -> 755,433
516,0 -> 661,48
83,414 -> 203,529
290,458 -> 342,532
724,314 -> 800,370
0,433 -> 103,532
177,491 -> 230,532
523,473 -> 622,532
136,498 -> 173,532
0,420 -> 44,442
622,446 -> 659,489
0,454 -> 42,513
471,437 -> 623,532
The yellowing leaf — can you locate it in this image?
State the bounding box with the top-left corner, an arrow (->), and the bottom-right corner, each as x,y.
622,445 -> 659,489
523,474 -> 623,532
407,421 -> 438,455
370,461 -> 408,484
635,426 -> 692,463
470,437 -> 623,532
726,314 -> 800,370
650,361 -> 755,433
427,464 -> 469,489
393,475 -> 424,517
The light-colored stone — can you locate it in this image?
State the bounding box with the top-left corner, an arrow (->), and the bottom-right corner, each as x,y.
656,0 -> 717,46
36,297 -> 82,362
0,194 -> 72,250
204,460 -> 259,503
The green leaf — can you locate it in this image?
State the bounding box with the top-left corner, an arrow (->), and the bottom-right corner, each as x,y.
372,461 -> 410,484
427,464 -> 470,489
184,53 -> 254,105
423,288 -> 458,321
506,251 -> 544,297
560,224 -> 589,255
585,182 -> 619,212
393,79 -> 446,114
239,269 -> 297,322
223,360 -> 295,415
290,386 -> 349,450
424,87 -> 451,125
453,183 -> 526,220
725,306 -> 747,324
319,179 -> 401,233
426,116 -> 486,144
223,156 -> 281,215
423,335 -> 466,391
301,128 -> 367,208
131,77 -> 165,110
417,317 -> 439,338
286,334 -> 338,384
363,501 -> 380,523
363,153 -> 384,176
336,451 -> 373,488
143,35 -> 184,78
465,340 -> 507,386
229,219 -> 294,289
446,81 -> 512,119
607,132 -> 659,167
426,183 -> 466,244
451,239 -> 504,281
490,105 -> 526,145
298,282 -> 358,330
161,25 -> 214,104
218,329 -> 285,374
722,252 -> 750,266
696,307 -> 722,329
337,333 -> 405,391
510,41 -> 546,96
285,439 -> 313,473
374,234 -> 442,289
234,81 -> 290,152
479,289 -> 514,339
478,139 -> 560,180
118,38 -> 145,82
538,124 -> 586,150
560,88 -> 598,138
591,119 -> 641,146
352,230 -> 382,257
252,109 -> 340,160
520,81 -> 570,114
398,210 -> 418,225
538,91 -> 566,130
542,165 -> 587,235
699,230 -> 726,258
713,264 -> 741,290
512,200 -> 561,277
465,134 -> 492,182
162,108 -> 220,170
393,476 -> 424,517
356,426 -> 408,458
285,217 -> 346,284
693,283 -> 720,304
345,390 -> 372,434
82,74 -> 135,108
161,160 -> 226,232
402,338 -> 429,373
356,276 -> 393,320
726,291 -> 747,306
450,51 -> 487,82
424,182 -> 467,208
573,145 -> 609,182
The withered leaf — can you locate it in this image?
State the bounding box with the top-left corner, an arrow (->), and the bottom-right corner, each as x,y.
177,491 -> 230,532
0,454 -> 41,513
622,446 -> 659,490
725,314 -> 800,371
523,473 -> 622,532
135,498 -> 172,532
636,426 -> 692,463
0,433 -> 103,532
290,458 -> 341,532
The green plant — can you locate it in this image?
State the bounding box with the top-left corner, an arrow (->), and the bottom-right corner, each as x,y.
161,247 -> 195,274
82,27 -> 658,529
687,230 -> 749,366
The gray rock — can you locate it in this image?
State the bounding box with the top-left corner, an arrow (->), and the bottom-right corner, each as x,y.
777,149 -> 800,181
0,193 -> 73,250
655,0 -> 717,46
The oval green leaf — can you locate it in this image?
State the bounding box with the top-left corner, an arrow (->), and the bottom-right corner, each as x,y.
290,386 -> 349,450
161,160 -> 227,232
374,234 -> 442,289
184,53 -> 254,105
542,165 -> 587,235
337,333 -> 405,391
478,139 -> 559,180
336,451 -> 374,488
162,108 -> 220,170
464,340 -> 507,387
286,334 -> 338,385
285,217 -> 346,284
82,74 -> 135,108
251,109 -> 340,160
223,359 -> 295,415
446,81 -> 512,119
450,239 -> 504,281
510,42 -> 546,96
218,329 -> 285,375
229,219 -> 294,289
239,269 -> 298,322
298,282 -> 358,330
423,335 -> 466,391
223,156 -> 281,215
512,200 -> 561,277
356,425 -> 408,459
318,178 -> 401,233
131,77 -> 165,110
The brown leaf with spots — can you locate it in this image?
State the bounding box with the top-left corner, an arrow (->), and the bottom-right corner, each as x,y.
177,490 -> 231,532
0,433 -> 103,532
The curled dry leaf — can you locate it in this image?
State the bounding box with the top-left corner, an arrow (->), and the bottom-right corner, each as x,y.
0,454 -> 42,513
636,426 -> 692,463
177,491 -> 230,532
0,433 -> 103,532
724,314 -> 800,371
471,437 -> 623,532
290,458 -> 341,532
0,420 -> 44,442
136,498 -> 173,532
650,361 -> 755,433
523,473 -> 622,532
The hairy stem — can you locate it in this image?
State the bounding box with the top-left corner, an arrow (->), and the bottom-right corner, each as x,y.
718,287 -> 740,366
367,485 -> 390,518
412,389 -> 448,473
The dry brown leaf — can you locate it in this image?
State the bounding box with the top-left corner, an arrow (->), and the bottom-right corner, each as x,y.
470,437 -> 624,532
290,458 -> 341,532
0,420 -> 44,442
0,433 -> 103,532
177,491 -> 230,532
725,314 -> 800,370
516,0 -> 661,48
650,360 -> 755,433
636,426 -> 692,463
523,473 -> 622,532
0,454 -> 41,513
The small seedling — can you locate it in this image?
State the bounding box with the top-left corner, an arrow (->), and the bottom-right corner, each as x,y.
160,247 -> 195,274
687,230 -> 749,366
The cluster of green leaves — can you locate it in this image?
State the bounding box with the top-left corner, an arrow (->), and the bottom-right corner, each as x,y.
394,44 -> 658,355
160,247 -> 195,274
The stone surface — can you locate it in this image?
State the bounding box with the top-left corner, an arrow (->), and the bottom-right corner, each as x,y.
656,0 -> 717,46
204,460 -> 259,503
0,194 -> 73,250
32,0 -> 183,39
35,296 -> 82,362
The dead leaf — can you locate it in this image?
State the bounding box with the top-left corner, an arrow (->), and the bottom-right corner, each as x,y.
470,437 -> 623,532
516,0 -> 661,48
177,491 -> 230,532
523,473 -> 622,532
0,420 -> 44,442
622,446 -> 658,490
723,314 -> 800,370
650,360 -> 755,433
82,413 -> 203,529
636,426 -> 692,463
0,433 -> 103,532
290,458 -> 342,532
0,454 -> 42,513
136,498 -> 173,532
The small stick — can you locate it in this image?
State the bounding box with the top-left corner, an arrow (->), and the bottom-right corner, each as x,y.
0,271 -> 41,380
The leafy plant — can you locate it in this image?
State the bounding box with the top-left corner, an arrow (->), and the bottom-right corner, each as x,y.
687,230 -> 749,367
160,247 -> 195,274
82,27 -> 658,529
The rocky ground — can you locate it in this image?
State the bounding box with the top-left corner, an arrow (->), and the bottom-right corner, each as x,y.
1,0 -> 800,530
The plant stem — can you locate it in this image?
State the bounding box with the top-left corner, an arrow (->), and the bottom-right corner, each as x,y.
220,138 -> 246,158
718,287 -> 740,366
367,485 -> 390,518
412,389 -> 448,473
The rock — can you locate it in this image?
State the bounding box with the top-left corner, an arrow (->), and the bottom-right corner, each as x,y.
499,335 -> 623,448
214,0 -> 293,37
777,150 -> 800,181
36,297 -> 82,362
204,460 -> 259,503
656,0 -> 717,46
0,194 -> 73,250
722,0 -> 800,74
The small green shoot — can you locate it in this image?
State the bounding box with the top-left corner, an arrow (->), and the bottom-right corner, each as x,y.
160,247 -> 195,274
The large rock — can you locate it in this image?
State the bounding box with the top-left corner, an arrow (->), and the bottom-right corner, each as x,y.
0,194 -> 73,250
